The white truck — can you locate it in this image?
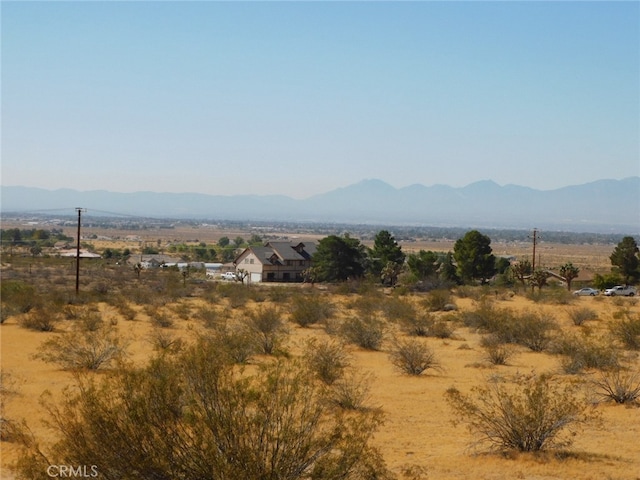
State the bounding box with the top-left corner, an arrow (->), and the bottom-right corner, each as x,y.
604,285 -> 637,296
220,272 -> 237,281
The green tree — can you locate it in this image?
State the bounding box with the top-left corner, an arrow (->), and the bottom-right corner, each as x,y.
610,236 -> 640,284
217,236 -> 230,247
453,230 -> 496,284
559,262 -> 580,291
593,272 -> 624,290
4,228 -> 22,243
440,252 -> 460,284
406,250 -> 440,281
249,234 -> 263,245
32,229 -> 50,240
495,257 -> 511,275
219,247 -> 237,263
369,230 -> 405,279
313,235 -> 367,282
233,236 -> 245,248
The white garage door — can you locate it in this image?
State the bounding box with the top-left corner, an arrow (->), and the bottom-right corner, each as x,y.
250,272 -> 262,283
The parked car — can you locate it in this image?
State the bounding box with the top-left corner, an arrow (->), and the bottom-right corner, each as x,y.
221,271 -> 237,281
604,285 -> 637,297
573,287 -> 600,296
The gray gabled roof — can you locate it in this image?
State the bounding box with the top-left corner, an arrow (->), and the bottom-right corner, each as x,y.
267,241 -> 317,261
236,242 -> 316,266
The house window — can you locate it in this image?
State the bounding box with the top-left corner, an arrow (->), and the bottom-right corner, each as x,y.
250,258 -> 254,264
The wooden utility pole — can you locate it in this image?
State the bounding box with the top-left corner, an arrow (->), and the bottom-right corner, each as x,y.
531,228 -> 538,272
75,208 -> 85,294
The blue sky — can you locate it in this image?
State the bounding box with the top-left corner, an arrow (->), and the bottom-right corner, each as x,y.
2,1 -> 638,198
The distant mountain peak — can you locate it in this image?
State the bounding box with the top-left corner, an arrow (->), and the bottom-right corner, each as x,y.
464,179 -> 501,189
351,178 -> 395,189
1,177 -> 638,233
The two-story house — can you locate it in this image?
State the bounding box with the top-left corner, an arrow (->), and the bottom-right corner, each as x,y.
233,241 -> 316,283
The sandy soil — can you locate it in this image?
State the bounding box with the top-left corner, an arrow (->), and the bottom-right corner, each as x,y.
2,285 -> 639,480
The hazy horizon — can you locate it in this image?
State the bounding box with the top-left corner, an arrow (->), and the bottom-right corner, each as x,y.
2,175 -> 640,200
2,2 -> 638,199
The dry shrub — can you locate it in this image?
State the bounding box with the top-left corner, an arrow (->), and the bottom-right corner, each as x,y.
245,306 -> 288,355
609,310 -> 640,350
348,294 -> 383,317
108,295 -> 137,320
216,282 -> 250,309
330,369 -> 374,411
389,338 -> 441,376
429,319 -> 455,339
340,315 -> 386,351
422,289 -> 452,312
150,311 -> 174,329
400,312 -> 434,337
460,303 -> 556,352
611,296 -> 638,308
75,308 -> 104,332
380,296 -> 416,323
501,311 -> 556,352
552,333 -> 620,374
481,335 -> 516,366
527,287 -> 575,305
567,307 -> 598,326
446,373 -> 596,452
303,338 -> 351,385
207,326 -> 257,364
128,283 -> 156,305
0,371 -> 21,442
34,325 -> 128,370
0,304 -> 11,325
592,369 -> 640,404
290,293 -> 335,327
18,307 -> 59,332
1,280 -> 38,317
458,300 -> 503,331
455,285 -> 487,301
148,329 -> 183,354
16,345 -> 391,480
267,286 -> 292,303
197,306 -> 223,329
170,302 -> 192,320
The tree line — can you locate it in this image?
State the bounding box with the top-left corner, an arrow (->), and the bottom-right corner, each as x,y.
3,226 -> 638,289
309,230 -> 640,289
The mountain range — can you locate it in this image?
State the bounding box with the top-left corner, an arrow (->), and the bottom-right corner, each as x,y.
2,178 -> 639,233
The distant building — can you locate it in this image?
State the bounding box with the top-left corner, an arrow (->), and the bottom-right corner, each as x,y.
58,249 -> 102,259
234,241 -> 316,283
127,254 -> 183,268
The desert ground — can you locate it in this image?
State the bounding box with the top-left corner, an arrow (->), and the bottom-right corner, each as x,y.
1,229 -> 639,480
